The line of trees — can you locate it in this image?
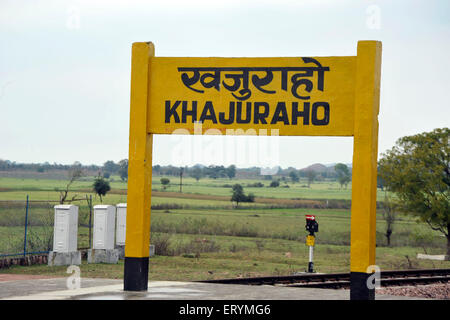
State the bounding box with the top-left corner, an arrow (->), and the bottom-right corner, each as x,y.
102,159 -> 128,181
152,165 -> 237,181
0,157 -> 354,185
0,159 -> 100,173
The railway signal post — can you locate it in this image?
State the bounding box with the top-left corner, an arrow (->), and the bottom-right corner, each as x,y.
305,215 -> 318,273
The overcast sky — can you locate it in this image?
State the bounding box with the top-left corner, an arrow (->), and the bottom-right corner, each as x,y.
1,0 -> 449,169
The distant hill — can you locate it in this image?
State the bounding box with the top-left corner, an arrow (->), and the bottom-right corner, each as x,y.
299,163 -> 352,176
300,163 -> 328,173
324,163 -> 352,168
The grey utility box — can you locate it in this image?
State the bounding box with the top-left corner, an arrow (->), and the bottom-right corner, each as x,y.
93,205 -> 116,250
116,203 -> 127,246
113,203 -> 155,259
88,205 -> 119,264
53,205 -> 78,253
48,205 -> 81,266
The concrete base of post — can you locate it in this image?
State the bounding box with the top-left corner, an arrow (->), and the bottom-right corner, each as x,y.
149,244 -> 155,257
350,272 -> 375,300
48,251 -> 81,266
116,245 -> 125,259
87,249 -> 119,264
116,245 -> 155,260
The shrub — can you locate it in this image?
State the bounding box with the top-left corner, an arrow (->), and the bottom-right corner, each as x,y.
160,178 -> 170,190
151,233 -> 173,256
247,182 -> 264,188
93,176 -> 111,202
269,181 -> 280,187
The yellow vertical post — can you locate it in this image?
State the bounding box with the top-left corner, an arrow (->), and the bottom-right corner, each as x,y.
124,42 -> 154,291
350,40 -> 382,300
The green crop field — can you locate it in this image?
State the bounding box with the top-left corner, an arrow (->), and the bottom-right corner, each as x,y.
0,175 -> 449,280
0,176 -> 388,201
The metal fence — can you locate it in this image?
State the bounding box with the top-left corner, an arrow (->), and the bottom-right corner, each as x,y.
0,195 -> 93,258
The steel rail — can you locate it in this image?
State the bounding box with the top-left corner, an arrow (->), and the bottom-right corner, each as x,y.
198,268 -> 450,288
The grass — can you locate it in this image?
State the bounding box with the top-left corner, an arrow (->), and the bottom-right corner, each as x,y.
0,176 -> 391,201
0,176 -> 449,281
2,235 -> 449,280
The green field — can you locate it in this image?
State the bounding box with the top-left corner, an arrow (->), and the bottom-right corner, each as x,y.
0,175 -> 387,201
0,175 -> 449,280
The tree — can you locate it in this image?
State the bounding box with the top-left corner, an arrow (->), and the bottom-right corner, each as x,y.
335,163 -> 351,189
381,191 -> 398,246
206,165 -> 226,179
379,128 -> 449,256
306,170 -> 317,187
93,176 -> 111,203
103,160 -> 118,175
289,171 -> 299,184
225,165 -> 236,180
231,184 -> 246,208
153,165 -> 161,175
269,180 -> 280,188
118,159 -> 128,182
377,171 -> 385,190
230,184 -> 254,208
190,167 -> 203,182
160,177 -> 170,190
59,164 -> 84,204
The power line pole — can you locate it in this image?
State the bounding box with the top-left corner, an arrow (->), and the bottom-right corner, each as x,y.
179,167 -> 183,193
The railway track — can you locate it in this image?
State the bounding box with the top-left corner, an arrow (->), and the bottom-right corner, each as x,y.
199,268 -> 450,289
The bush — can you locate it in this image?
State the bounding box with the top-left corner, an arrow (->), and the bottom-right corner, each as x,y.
269,181 -> 280,187
231,184 -> 255,207
160,178 -> 170,190
247,182 -> 264,188
150,233 -> 221,257
173,238 -> 221,257
151,233 -> 173,256
229,243 -> 247,253
93,176 -> 111,202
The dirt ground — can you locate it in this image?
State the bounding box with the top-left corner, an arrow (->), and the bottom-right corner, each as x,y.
377,283 -> 450,300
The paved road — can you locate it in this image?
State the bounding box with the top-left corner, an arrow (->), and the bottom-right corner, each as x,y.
0,277 -> 426,300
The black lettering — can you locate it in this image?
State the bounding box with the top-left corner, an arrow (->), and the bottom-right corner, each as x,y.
235,102 -> 251,124
199,101 -> 217,123
292,102 -> 310,125
311,102 -> 329,125
165,100 -> 181,123
270,102 -> 290,125
219,102 -> 235,124
253,102 -> 269,124
182,101 -> 197,123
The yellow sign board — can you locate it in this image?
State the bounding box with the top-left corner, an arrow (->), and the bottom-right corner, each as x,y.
306,235 -> 315,247
148,57 -> 356,136
125,41 -> 382,300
